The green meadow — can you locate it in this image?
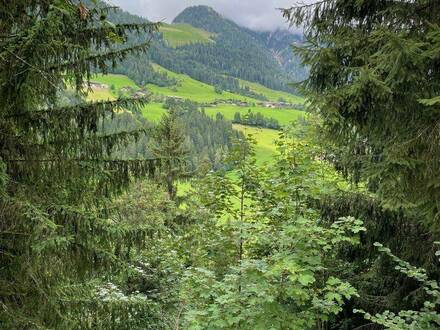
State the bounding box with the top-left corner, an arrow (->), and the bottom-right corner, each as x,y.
86,88 -> 114,102
239,79 -> 305,104
142,105 -> 290,164
88,70 -> 303,163
92,74 -> 139,90
204,104 -> 305,126
160,23 -> 214,48
147,64 -> 256,103
89,67 -> 305,109
233,124 -> 280,164
141,102 -> 166,122
87,74 -> 138,101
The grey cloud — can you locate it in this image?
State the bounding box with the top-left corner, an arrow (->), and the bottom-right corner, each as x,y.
109,0 -> 305,31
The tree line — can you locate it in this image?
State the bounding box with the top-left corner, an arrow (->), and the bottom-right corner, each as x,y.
101,1 -> 300,98
0,1 -> 438,329
232,110 -> 281,130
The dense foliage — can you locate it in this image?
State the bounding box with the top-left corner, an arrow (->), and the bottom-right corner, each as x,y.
102,98 -> 243,172
162,99 -> 244,171
284,0 -> 440,229
150,107 -> 189,200
0,1 -> 160,327
1,0 -> 439,329
178,133 -> 366,329
284,0 -> 440,328
355,243 -> 440,329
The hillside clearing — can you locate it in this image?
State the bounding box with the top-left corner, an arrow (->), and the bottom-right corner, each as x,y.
161,23 -> 215,47
91,74 -> 139,90
148,64 -> 256,103
141,103 -> 166,122
204,105 -> 305,126
233,125 -> 280,164
239,79 -> 305,104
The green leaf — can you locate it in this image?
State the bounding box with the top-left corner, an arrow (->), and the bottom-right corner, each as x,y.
298,273 -> 315,286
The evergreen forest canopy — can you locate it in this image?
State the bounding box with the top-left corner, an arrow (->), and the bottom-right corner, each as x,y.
0,1 -> 439,329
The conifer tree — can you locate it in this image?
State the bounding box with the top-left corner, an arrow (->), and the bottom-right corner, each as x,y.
0,1 -> 160,327
284,0 -> 440,228
284,2 -> 440,328
151,108 -> 189,200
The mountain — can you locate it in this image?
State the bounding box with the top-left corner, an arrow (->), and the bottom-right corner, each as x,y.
251,29 -> 308,82
172,6 -> 306,90
174,6 -> 307,84
98,2 -> 306,97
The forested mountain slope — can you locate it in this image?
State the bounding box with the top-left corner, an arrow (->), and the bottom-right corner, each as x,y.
98,2 -> 305,96
250,29 -> 308,83
2,1 -> 439,329
172,6 -> 304,91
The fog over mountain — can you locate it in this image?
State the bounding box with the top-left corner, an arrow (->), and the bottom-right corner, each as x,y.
110,0 -> 312,31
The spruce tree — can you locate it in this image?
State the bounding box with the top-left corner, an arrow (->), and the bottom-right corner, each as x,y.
284,0 -> 440,229
284,2 -> 440,327
0,1 -> 160,327
151,108 -> 189,200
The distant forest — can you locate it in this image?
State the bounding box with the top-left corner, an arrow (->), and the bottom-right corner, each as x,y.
104,2 -> 306,97
1,1 -> 438,330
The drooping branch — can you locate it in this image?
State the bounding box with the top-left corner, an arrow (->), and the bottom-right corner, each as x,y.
7,96 -> 149,119
51,41 -> 155,72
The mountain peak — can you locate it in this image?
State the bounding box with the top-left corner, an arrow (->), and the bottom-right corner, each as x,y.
187,5 -> 218,13
173,6 -> 222,24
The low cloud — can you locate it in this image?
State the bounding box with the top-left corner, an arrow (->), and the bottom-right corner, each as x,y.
109,0 -> 304,31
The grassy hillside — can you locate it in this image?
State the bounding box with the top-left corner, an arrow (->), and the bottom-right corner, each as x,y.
238,79 -> 305,104
160,23 -> 214,47
141,103 -> 166,122
204,104 -> 305,126
91,67 -> 305,107
87,88 -> 114,102
89,72 -> 305,130
92,74 -> 139,90
141,105 -> 285,163
147,64 -> 256,103
233,125 -> 280,164
88,72 -> 304,163
87,74 -> 138,101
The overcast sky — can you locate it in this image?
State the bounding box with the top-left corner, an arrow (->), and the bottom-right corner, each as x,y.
109,0 -> 304,31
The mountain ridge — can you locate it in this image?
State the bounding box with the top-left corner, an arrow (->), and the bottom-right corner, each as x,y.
98,1 -> 306,96
173,5 -> 307,84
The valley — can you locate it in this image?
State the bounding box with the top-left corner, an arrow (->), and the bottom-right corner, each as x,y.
91,65 -> 306,163
3,1 -> 437,329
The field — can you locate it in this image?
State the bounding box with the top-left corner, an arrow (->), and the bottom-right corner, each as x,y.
147,64 -> 256,103
92,74 -> 139,90
233,125 -> 281,164
239,79 -> 305,104
141,103 -> 166,122
87,74 -> 139,101
89,66 -> 305,107
160,23 -> 214,47
141,107 -> 284,164
86,88 -> 114,102
88,71 -> 303,164
88,72 -> 298,199
204,104 -> 305,126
